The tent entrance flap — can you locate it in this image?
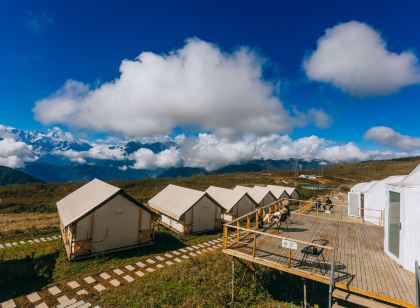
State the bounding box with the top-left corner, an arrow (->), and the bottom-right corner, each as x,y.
388,191 -> 401,259
348,192 -> 360,217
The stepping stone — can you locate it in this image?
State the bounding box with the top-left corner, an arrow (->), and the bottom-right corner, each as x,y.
52,236 -> 59,239
109,279 -> 120,287
67,301 -> 86,308
190,252 -> 197,257
57,296 -> 70,304
191,245 -> 200,249
93,284 -> 106,292
28,240 -> 34,243
155,256 -> 164,261
19,241 -> 26,244
79,304 -> 92,308
164,253 -> 173,258
173,251 -> 181,255
34,239 -> 40,243
27,292 -> 41,303
156,264 -> 164,269
203,242 -> 211,246
113,269 -> 124,275
207,247 -> 214,251
1,299 -> 16,308
135,270 -> 144,277
0,244 -> 3,249
174,258 -> 182,263
48,286 -> 61,295
186,247 -> 194,251
40,238 -> 46,242
146,258 -> 155,264
124,265 -> 135,271
67,281 -> 80,289
179,248 -> 187,253
35,303 -> 48,308
84,276 -> 95,284
99,272 -> 111,280
58,235 -> 62,238
76,289 -> 88,295
146,267 -> 155,273
57,296 -> 77,307
46,237 -> 52,241
181,255 -> 189,259
136,261 -> 146,268
196,251 -> 203,255
165,260 -> 174,265
123,275 -> 134,283
12,242 -> 18,246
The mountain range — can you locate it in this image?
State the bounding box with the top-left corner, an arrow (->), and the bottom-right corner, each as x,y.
0,124 -> 326,183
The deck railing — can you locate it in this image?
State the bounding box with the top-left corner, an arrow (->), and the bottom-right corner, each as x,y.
223,199 -> 336,284
416,260 -> 419,308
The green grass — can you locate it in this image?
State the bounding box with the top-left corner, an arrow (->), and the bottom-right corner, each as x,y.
90,250 -> 326,308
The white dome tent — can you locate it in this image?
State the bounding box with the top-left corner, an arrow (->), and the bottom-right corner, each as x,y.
362,176 -> 406,225
348,181 -> 378,217
385,165 -> 420,273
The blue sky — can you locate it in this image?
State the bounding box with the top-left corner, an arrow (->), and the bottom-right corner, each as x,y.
1,0 -> 420,169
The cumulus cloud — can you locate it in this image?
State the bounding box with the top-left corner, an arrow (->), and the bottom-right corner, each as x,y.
34,38 -> 299,138
53,144 -> 125,163
0,138 -> 38,168
130,147 -> 181,169
364,126 -> 420,151
304,21 -> 420,97
293,108 -> 332,129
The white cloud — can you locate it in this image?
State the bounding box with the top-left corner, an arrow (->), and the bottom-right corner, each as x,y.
304,21 -> 420,97
130,147 -> 181,169
292,108 -> 332,129
0,138 -> 38,168
364,126 -> 420,151
34,38 -> 297,138
53,144 -> 126,163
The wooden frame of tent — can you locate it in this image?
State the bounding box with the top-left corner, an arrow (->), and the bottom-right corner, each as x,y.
222,198 -> 416,307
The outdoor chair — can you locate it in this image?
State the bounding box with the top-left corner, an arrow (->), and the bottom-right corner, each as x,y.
298,239 -> 328,275
270,212 -> 288,232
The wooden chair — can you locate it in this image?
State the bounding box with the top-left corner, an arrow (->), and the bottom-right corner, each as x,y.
270,212 -> 288,232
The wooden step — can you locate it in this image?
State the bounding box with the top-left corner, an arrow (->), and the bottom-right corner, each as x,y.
333,289 -> 396,308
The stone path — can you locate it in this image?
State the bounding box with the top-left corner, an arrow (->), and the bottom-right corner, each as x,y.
0,235 -> 61,250
1,235 -> 234,308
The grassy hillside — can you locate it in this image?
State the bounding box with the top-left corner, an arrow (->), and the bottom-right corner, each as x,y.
0,165 -> 41,186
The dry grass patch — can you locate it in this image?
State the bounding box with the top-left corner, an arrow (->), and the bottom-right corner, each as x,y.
0,212 -> 59,239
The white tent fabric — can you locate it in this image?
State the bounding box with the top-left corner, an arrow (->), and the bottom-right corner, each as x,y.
233,185 -> 274,204
148,184 -> 207,220
385,166 -> 420,273
362,176 -> 406,225
206,186 -> 247,212
266,185 -> 291,199
348,181 -> 378,217
57,178 -> 121,227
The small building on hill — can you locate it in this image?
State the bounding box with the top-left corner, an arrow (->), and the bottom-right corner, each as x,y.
148,184 -> 224,234
385,165 -> 420,273
233,185 -> 276,207
57,179 -> 153,260
266,185 -> 291,200
206,186 -> 257,222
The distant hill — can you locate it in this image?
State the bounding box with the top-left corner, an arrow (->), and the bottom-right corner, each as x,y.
0,165 -> 41,185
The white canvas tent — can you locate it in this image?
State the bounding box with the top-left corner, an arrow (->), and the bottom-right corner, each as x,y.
265,185 -> 291,200
233,185 -> 277,207
362,176 -> 406,225
148,184 -> 223,234
206,186 -> 257,222
385,166 -> 420,273
347,181 -> 378,217
284,187 -> 299,200
57,179 -> 153,260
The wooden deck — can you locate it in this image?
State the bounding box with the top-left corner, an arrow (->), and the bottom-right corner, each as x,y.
223,212 -> 416,307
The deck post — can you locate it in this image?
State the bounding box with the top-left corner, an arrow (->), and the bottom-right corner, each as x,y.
303,278 -> 307,308
231,257 -> 235,305
223,225 -> 228,249
236,221 -> 240,244
246,216 -> 250,235
252,232 -> 257,258
255,211 -> 259,229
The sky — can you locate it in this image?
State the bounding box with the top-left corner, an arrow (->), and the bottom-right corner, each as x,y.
1,0 -> 420,169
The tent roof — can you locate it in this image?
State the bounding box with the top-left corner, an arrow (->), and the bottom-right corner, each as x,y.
397,164 -> 420,186
148,184 -> 217,220
365,175 -> 406,193
233,185 -> 274,204
57,178 -> 121,227
266,185 -> 290,199
351,182 -> 367,192
206,186 -> 251,212
284,187 -> 296,196
359,181 -> 379,192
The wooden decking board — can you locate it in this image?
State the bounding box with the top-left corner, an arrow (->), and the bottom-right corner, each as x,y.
224,213 -> 416,306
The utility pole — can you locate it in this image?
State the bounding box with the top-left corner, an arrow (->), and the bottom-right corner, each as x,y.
293,159 -> 299,178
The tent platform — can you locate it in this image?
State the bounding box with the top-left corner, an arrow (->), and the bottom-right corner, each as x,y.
222,209 -> 416,307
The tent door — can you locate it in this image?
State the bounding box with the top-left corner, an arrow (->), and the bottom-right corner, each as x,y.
348,192 -> 360,217
388,191 -> 401,260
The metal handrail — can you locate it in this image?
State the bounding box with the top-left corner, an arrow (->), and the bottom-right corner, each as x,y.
328,250 -> 336,308
416,260 -> 419,308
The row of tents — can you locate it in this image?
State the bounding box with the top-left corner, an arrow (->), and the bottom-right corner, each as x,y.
56,179 -> 298,260
349,165 -> 420,273
148,184 -> 298,234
